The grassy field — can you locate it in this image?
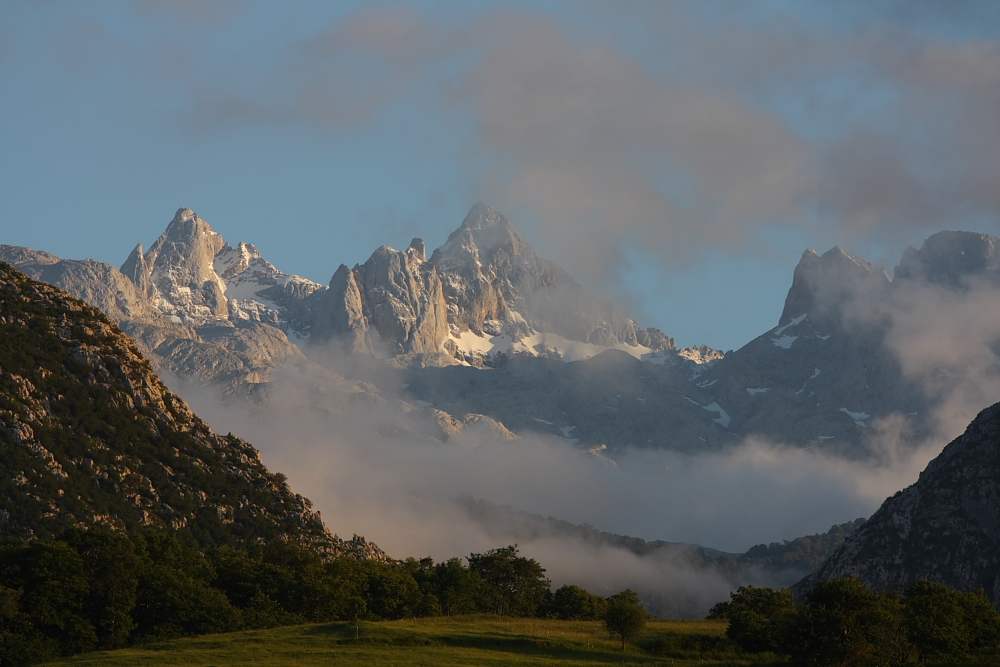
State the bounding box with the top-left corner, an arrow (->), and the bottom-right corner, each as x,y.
40,617 -> 781,667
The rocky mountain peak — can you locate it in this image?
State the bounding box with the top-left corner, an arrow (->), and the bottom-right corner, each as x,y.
314,203 -> 678,367
119,208 -> 322,336
894,230 -> 1000,289
431,202 -> 529,272
135,208 -> 228,326
779,245 -> 890,329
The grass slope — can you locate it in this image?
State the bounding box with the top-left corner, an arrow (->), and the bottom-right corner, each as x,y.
41,617 -> 770,666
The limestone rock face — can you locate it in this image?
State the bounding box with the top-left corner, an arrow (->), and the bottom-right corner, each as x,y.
2,245 -> 168,326
359,242 -> 449,354
311,203 -> 680,368
122,208 -> 325,339
800,402 -> 1000,603
140,208 -> 229,326
432,203 -> 674,357
312,239 -> 449,356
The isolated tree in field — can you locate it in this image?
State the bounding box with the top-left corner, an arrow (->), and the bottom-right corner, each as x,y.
466,545 -> 550,617
347,596 -> 366,640
603,589 -> 647,650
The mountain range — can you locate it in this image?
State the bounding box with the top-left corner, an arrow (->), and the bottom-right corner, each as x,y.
3,202 -> 1000,616
3,204 -> 998,459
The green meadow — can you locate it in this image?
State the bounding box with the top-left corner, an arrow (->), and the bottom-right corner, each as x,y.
41,617 -> 775,667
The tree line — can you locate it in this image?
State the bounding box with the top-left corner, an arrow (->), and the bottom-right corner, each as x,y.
0,529 -> 643,664
708,577 -> 1000,665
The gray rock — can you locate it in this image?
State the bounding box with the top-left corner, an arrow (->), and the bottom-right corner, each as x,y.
312,241 -> 449,356
798,401 -> 1000,604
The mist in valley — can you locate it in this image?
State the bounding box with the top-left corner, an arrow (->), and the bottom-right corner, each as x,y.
168,260 -> 1000,615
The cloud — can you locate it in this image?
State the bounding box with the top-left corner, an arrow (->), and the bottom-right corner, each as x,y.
160,4 -> 1000,307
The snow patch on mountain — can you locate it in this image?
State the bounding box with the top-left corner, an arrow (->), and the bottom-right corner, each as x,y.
772,335 -> 798,349
444,327 -> 657,364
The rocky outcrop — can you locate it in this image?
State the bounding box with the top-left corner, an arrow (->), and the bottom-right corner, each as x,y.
0,261 -> 389,558
2,245 -> 170,326
686,234 -> 1000,457
800,402 -> 1000,604
312,239 -> 449,355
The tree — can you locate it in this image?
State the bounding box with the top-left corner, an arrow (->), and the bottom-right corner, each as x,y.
552,585 -> 607,620
347,596 -> 366,640
431,558 -> 482,616
603,589 -> 647,651
790,577 -> 908,667
952,587 -> 1000,660
65,528 -> 142,649
0,540 -> 97,655
710,585 -> 795,653
904,580 -> 969,663
467,545 -> 550,616
904,580 -> 1000,663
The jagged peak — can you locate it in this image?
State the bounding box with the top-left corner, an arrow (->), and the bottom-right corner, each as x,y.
779,244 -> 890,326
120,242 -> 150,292
408,237 -> 426,261
161,207 -> 219,239
173,207 -> 197,222
459,202 -> 512,231
432,203 -> 532,270
894,229 -> 1000,287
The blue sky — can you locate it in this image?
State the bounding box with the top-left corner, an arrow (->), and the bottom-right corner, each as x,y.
2,0 -> 999,351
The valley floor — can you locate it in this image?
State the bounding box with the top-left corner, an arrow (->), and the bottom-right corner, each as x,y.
41,617 -> 772,666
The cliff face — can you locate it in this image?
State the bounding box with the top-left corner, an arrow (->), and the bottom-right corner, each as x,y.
313,240 -> 449,356
800,402 -> 1000,603
0,262 -> 387,560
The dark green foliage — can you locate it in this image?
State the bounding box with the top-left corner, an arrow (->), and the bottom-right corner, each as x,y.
789,577 -> 908,667
0,584 -> 59,667
131,530 -> 243,639
603,588 -> 648,650
739,519 -> 867,573
551,584 -> 607,620
709,585 -> 795,653
708,578 -> 1000,663
904,580 -> 1000,663
466,545 -> 551,617
63,528 -> 141,649
0,540 -> 96,655
427,557 -> 482,616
